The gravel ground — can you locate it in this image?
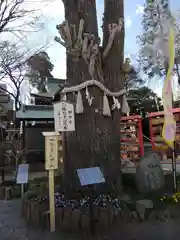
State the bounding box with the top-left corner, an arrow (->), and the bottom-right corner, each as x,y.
0,199 -> 66,240
1,199 -> 180,240
1,144 -> 179,239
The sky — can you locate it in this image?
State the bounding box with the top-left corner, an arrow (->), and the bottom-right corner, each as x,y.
4,0 -> 180,99
44,0 -> 180,90
45,0 -> 145,79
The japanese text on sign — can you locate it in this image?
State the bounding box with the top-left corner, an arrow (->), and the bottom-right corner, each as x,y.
45,136 -> 58,170
54,101 -> 75,132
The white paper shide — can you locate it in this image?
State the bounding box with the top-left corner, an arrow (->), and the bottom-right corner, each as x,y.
54,101 -> 75,132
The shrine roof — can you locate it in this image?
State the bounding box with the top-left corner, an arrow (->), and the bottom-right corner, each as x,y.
47,78 -> 65,94
48,78 -> 66,84
30,92 -> 54,99
16,105 -> 53,120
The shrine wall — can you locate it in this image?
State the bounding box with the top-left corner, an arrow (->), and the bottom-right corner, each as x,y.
25,123 -> 54,164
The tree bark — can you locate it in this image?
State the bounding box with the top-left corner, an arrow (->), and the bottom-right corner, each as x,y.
15,94 -> 20,111
62,0 -> 125,193
103,0 -> 125,90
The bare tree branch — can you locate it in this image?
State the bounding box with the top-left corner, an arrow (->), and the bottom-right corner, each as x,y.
0,0 -> 57,110
0,0 -> 45,35
0,41 -> 28,110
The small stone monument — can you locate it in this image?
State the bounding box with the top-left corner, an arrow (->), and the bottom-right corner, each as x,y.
135,152 -> 165,196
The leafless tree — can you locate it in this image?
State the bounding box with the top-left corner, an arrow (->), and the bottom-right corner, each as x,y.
4,129 -> 25,167
0,42 -> 25,109
0,41 -> 50,110
0,0 -> 45,36
0,0 -> 53,110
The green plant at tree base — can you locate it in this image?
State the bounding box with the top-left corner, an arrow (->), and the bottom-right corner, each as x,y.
160,192 -> 180,203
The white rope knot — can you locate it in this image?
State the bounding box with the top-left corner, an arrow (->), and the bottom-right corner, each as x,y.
73,19 -> 84,50
89,44 -> 99,78
55,19 -> 84,61
81,33 -> 100,79
82,33 -> 90,62
55,21 -> 72,48
103,18 -> 124,58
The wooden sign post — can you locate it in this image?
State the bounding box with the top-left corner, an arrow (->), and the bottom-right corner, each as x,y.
42,132 -> 60,233
53,100 -> 75,183
47,101 -> 74,231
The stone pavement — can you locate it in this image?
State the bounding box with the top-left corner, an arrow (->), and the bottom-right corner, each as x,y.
1,199 -> 180,240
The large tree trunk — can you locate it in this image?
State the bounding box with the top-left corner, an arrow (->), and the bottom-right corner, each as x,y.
62,0 -> 125,193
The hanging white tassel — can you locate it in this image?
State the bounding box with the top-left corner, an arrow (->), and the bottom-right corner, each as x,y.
122,95 -> 130,114
20,121 -> 23,135
85,86 -> 94,105
76,91 -> 84,114
103,93 -> 111,116
62,93 -> 67,101
112,96 -> 121,110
